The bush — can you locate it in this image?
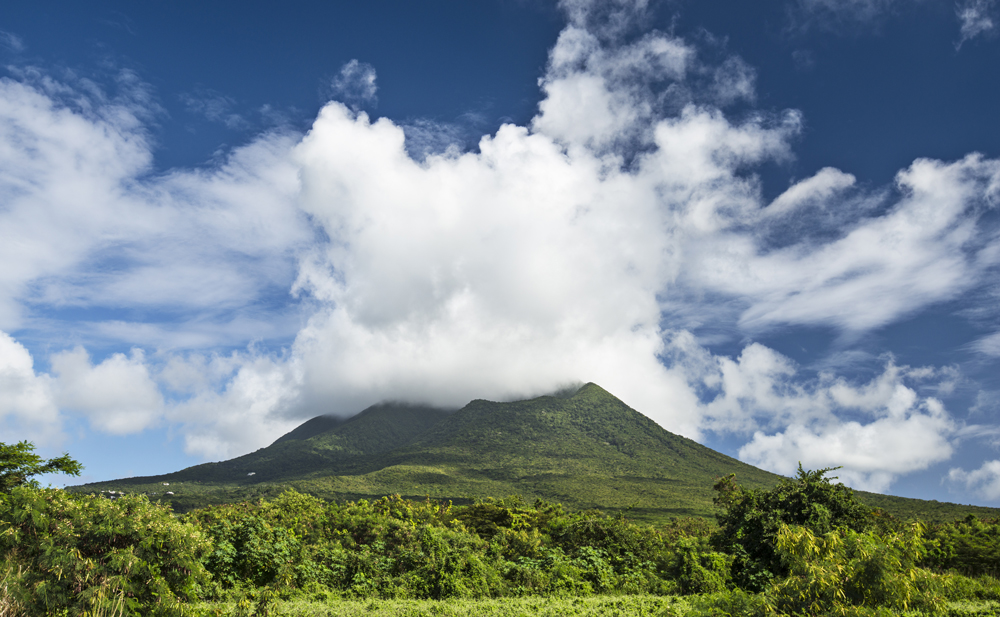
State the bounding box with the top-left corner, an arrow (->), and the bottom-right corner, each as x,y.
0,487 -> 210,616
765,523 -> 944,615
713,465 -> 877,591
203,513 -> 301,588
663,536 -> 732,595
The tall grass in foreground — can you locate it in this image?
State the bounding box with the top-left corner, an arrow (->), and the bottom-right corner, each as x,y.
198,595 -> 681,617
193,594 -> 1000,617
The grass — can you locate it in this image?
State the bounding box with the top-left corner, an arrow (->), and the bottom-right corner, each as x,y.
192,595 -> 1000,617
197,595 -> 681,617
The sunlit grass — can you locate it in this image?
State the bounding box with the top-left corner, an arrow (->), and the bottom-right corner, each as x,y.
191,595 -> 1000,617
196,594 -> 680,617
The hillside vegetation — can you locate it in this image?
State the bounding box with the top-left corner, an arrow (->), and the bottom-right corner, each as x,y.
73,384 -> 1000,522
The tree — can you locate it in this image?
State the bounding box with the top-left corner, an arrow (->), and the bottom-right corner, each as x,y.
712,464 -> 876,591
0,440 -> 83,492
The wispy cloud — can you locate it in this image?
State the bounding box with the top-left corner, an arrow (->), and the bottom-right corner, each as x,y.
329,59 -> 378,109
180,89 -> 248,129
786,0 -> 907,32
957,0 -> 997,47
787,0 -> 998,42
0,30 -> 25,53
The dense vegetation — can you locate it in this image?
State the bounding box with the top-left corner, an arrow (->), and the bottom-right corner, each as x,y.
5,456 -> 1000,617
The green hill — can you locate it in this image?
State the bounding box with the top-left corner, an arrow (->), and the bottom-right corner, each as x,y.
71,383 -> 1000,522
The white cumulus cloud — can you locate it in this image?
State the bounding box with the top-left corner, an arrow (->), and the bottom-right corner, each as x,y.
51,347 -> 163,435
165,351 -> 303,460
668,339 -> 960,491
948,460 -> 1000,500
0,331 -> 62,445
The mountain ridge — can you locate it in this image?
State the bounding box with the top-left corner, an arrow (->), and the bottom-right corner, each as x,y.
71,383 -> 1000,522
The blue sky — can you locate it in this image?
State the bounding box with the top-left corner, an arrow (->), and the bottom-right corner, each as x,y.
3,0 -> 1000,505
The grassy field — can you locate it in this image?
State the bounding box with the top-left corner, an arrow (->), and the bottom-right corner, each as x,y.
199,595 -> 678,617
195,595 -> 1000,617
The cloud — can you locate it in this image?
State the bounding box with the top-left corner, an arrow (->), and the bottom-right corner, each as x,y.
786,0 -> 907,31
330,60 -> 378,108
710,56 -> 757,106
0,331 -> 62,445
180,89 -> 247,129
164,350 -> 303,459
399,116 -> 489,161
534,24 -> 692,151
957,0 -> 997,46
686,155 -> 1000,334
787,0 -> 997,41
739,400 -> 955,492
0,74 -> 152,329
764,167 -> 857,218
948,460 -> 1000,500
0,31 -> 25,53
676,342 -> 959,491
972,331 -> 1000,356
289,100 -> 701,432
51,347 -> 163,434
559,0 -> 653,38
0,73 -> 312,346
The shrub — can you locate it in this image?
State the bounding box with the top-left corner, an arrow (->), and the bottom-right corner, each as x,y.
765,523 -> 945,615
203,513 -> 301,588
663,536 -> 732,595
713,465 -> 877,591
0,487 -> 210,616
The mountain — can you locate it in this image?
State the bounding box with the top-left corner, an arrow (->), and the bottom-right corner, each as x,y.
72,383 -> 1000,522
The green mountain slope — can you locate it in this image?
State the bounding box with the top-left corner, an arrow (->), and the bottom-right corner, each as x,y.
149,402 -> 453,485
320,383 -> 784,518
72,383 -> 1000,522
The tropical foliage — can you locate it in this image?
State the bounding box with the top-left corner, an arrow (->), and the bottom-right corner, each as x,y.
0,441 -> 82,493
712,465 -> 878,591
0,487 -> 210,616
5,438 -> 1000,616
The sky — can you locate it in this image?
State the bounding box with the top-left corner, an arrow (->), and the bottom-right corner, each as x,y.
2,0 -> 1000,505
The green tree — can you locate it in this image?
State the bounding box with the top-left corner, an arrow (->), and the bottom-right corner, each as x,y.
922,515 -> 1000,577
713,465 -> 876,591
0,440 -> 82,492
